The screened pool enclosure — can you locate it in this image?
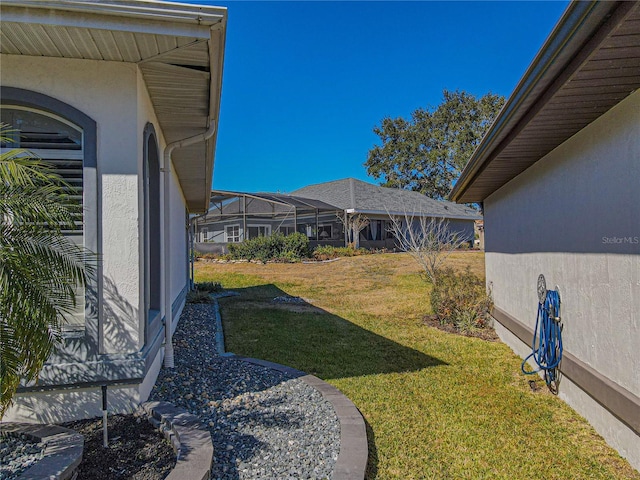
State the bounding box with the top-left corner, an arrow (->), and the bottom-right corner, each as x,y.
193,190 -> 344,254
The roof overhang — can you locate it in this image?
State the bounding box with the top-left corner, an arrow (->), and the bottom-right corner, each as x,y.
0,0 -> 227,213
346,208 -> 482,221
450,1 -> 640,204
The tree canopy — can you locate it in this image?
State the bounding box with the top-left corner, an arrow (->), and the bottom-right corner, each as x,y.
365,90 -> 505,200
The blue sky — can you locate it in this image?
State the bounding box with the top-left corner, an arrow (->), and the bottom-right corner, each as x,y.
201,1 -> 569,193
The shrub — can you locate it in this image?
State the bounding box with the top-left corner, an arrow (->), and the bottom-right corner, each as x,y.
312,245 -> 369,260
430,266 -> 493,332
282,232 -> 311,259
195,281 -> 222,293
187,290 -> 214,304
227,232 -> 309,262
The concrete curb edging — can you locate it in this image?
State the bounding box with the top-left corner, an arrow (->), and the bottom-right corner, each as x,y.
0,423 -> 84,480
233,356 -> 369,480
142,401 -> 214,480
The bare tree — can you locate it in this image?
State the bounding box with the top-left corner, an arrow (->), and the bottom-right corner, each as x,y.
337,213 -> 369,248
387,212 -> 466,285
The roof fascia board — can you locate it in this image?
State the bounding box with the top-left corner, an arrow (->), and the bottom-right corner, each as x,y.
347,209 -> 481,221
3,1 -> 226,25
1,4 -> 215,39
450,1 -> 622,203
200,21 -> 226,212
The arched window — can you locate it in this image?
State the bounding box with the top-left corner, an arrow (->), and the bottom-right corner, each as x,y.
0,87 -> 97,343
1,106 -> 85,331
1,106 -> 84,232
143,123 -> 162,331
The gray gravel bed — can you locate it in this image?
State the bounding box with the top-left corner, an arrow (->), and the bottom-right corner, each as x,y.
0,434 -> 45,480
149,303 -> 340,480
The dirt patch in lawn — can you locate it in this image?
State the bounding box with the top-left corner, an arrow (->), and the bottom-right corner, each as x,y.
422,315 -> 499,342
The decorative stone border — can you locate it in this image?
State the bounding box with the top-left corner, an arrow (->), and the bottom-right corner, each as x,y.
233,356 -> 368,480
213,298 -> 368,479
142,401 -> 214,480
0,423 -> 83,480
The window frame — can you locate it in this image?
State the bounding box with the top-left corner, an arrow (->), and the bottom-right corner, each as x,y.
247,224 -> 271,239
225,224 -> 241,243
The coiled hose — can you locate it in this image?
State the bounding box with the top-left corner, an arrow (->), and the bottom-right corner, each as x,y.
522,290 -> 562,393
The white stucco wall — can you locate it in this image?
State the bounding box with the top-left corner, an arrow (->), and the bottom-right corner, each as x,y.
2,52 -> 196,423
137,72 -> 188,322
2,54 -> 142,355
484,89 -> 640,469
170,170 -> 189,302
135,69 -> 189,328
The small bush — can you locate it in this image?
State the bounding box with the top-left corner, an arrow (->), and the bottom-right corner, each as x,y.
195,281 -> 222,293
312,245 -> 369,260
195,252 -> 221,260
430,266 -> 493,332
283,232 -> 311,258
227,232 -> 309,262
187,290 -> 214,304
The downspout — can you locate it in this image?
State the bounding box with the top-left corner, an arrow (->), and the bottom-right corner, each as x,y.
162,120 -> 216,368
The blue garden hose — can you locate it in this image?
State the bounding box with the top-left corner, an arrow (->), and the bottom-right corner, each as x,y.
522,289 -> 562,393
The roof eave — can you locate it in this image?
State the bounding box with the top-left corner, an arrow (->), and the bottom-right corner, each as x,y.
1,1 -> 227,214
346,208 -> 481,221
450,1 -> 623,203
1,1 -> 227,30
196,20 -> 226,214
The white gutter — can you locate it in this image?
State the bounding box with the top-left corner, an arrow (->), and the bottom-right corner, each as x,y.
162,120 -> 216,368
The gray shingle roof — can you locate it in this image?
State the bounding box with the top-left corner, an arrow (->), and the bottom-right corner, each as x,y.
293,178 -> 481,220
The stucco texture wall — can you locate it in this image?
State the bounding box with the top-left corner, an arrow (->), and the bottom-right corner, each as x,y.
2,54 -> 142,355
135,70 -> 189,315
484,89 -> 640,468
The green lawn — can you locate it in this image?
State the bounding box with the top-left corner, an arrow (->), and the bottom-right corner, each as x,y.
195,253 -> 639,479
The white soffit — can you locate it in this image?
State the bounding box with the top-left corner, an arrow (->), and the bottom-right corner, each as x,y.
0,0 -> 227,213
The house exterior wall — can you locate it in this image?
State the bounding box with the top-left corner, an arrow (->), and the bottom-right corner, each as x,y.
195,212 -> 476,253
169,170 -> 189,308
2,54 -> 190,422
484,89 -> 640,469
2,54 -> 144,354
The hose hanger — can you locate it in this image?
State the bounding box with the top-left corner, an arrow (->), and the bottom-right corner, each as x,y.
523,274 -> 563,394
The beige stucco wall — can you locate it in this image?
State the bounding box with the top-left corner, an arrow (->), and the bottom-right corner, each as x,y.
484,89 -> 640,469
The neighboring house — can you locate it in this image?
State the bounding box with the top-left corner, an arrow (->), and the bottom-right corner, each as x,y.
293,178 -> 481,249
451,1 -> 640,471
0,0 -> 226,422
194,179 -> 480,253
194,190 -> 342,255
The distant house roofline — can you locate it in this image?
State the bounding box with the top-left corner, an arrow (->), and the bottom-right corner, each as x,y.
293,178 -> 482,220
345,208 -> 481,221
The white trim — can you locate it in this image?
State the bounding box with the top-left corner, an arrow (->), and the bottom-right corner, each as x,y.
224,224 -> 241,243
1,2 -> 226,37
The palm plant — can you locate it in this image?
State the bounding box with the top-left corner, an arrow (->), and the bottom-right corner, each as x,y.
0,123 -> 92,417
